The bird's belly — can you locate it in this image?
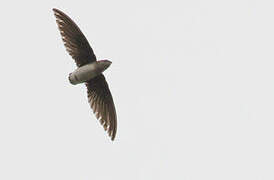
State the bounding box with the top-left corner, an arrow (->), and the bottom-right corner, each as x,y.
69,62 -> 101,85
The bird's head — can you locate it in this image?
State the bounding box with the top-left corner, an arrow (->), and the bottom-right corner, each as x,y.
97,59 -> 112,72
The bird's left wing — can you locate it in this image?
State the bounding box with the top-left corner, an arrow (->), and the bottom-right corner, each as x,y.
86,74 -> 117,140
53,8 -> 97,67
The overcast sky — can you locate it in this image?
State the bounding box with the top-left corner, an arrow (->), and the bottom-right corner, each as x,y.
1,0 -> 274,179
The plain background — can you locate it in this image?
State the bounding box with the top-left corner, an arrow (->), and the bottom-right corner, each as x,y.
1,0 -> 274,179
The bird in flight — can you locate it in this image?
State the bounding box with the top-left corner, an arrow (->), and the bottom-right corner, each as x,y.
53,8 -> 117,141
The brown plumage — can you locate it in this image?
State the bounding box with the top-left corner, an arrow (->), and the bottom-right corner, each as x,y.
53,8 -> 117,140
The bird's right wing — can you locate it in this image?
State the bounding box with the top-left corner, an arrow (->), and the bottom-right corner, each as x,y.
86,74 -> 117,140
53,8 -> 97,67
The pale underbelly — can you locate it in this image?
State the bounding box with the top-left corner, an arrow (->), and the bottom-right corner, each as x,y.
68,62 -> 101,85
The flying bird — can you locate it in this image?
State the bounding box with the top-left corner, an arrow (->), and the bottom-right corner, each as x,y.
53,8 -> 117,141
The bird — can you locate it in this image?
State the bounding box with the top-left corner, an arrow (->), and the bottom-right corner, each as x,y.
53,8 -> 117,141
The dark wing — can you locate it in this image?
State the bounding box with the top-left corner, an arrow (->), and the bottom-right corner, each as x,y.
86,74 -> 117,140
53,8 -> 96,67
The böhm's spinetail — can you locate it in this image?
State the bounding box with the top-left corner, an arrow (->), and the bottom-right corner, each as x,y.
53,8 -> 117,141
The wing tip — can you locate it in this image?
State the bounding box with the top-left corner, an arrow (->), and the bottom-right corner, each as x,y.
111,133 -> 116,141
52,8 -> 65,17
52,8 -> 60,13
52,8 -> 61,18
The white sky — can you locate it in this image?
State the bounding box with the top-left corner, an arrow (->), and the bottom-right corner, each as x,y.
1,0 -> 274,179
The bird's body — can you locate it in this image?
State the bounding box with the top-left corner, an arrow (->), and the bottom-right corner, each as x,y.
53,8 -> 117,141
69,60 -> 111,85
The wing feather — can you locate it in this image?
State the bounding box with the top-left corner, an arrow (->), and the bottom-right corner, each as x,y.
53,8 -> 96,67
86,74 -> 117,140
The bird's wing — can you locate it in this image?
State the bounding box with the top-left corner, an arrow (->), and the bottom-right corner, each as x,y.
53,8 -> 96,67
86,74 -> 117,140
